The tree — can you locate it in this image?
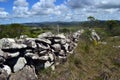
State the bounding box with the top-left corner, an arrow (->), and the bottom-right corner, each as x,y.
1,24 -> 31,38
106,20 -> 118,31
106,20 -> 119,36
87,16 -> 96,28
87,16 -> 95,21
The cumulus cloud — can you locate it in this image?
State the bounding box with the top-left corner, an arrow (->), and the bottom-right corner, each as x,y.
31,0 -> 55,15
95,0 -> 120,9
13,0 -> 30,18
67,0 -> 93,9
31,0 -> 69,20
0,8 -> 9,18
1,0 -> 120,24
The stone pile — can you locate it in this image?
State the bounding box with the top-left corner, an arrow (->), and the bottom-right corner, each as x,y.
0,30 -> 84,80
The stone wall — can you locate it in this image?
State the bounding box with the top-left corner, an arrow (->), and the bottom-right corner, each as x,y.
0,30 -> 84,80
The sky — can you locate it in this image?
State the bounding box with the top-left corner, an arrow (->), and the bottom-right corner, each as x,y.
0,0 -> 120,24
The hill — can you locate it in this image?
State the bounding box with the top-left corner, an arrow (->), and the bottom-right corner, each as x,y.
23,20 -> 120,28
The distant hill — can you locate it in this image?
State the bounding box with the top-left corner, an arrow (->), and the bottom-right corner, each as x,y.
22,20 -> 120,28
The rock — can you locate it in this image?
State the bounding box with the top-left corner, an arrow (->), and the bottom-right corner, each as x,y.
0,56 -> 6,64
66,39 -> 71,43
2,43 -> 27,49
25,40 -> 37,48
13,57 -> 27,72
48,53 -> 54,61
60,39 -> 66,45
54,39 -> 61,42
9,65 -> 38,80
38,55 -> 49,61
19,35 -> 28,39
44,61 -> 54,69
91,29 -> 100,41
58,56 -> 67,63
7,52 -> 20,59
37,43 -> 50,50
56,34 -> 66,39
59,50 -> 66,56
38,32 -> 53,38
0,38 -> 15,49
25,52 -> 39,59
0,50 -> 8,59
0,69 -> 9,80
2,65 -> 11,75
39,50 -> 48,55
52,44 -> 61,52
63,43 -> 70,52
36,38 -> 51,44
51,65 -> 55,71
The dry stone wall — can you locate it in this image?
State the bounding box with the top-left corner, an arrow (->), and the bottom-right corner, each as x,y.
0,30 -> 84,80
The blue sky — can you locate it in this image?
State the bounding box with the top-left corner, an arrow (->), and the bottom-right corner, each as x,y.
0,0 -> 120,24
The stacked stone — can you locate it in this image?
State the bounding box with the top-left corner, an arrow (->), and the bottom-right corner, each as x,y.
0,30 -> 84,80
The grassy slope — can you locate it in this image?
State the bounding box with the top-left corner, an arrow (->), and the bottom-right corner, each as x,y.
38,37 -> 120,80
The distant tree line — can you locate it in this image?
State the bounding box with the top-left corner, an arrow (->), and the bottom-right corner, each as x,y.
0,18 -> 120,39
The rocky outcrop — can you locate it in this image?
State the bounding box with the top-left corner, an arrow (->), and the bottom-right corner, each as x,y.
0,30 -> 84,80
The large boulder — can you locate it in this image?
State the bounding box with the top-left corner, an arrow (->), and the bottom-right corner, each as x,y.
9,65 -> 38,80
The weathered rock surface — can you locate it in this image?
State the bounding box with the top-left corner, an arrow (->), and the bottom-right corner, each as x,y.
13,57 -> 27,72
9,65 -> 37,80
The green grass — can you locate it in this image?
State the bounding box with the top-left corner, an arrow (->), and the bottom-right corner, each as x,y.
37,32 -> 120,80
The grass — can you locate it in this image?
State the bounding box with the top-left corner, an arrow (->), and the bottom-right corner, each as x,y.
38,35 -> 120,80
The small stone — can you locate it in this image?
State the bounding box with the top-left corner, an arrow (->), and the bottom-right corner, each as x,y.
44,61 -> 54,69
51,65 -> 55,71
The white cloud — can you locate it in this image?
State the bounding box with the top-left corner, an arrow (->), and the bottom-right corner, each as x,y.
0,8 -> 9,18
67,0 -> 94,9
13,0 -> 30,18
95,0 -> 120,9
31,0 -> 68,17
31,0 -> 55,15
1,0 -> 120,24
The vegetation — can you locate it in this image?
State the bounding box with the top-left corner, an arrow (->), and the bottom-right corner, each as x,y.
0,19 -> 120,80
37,37 -> 120,80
